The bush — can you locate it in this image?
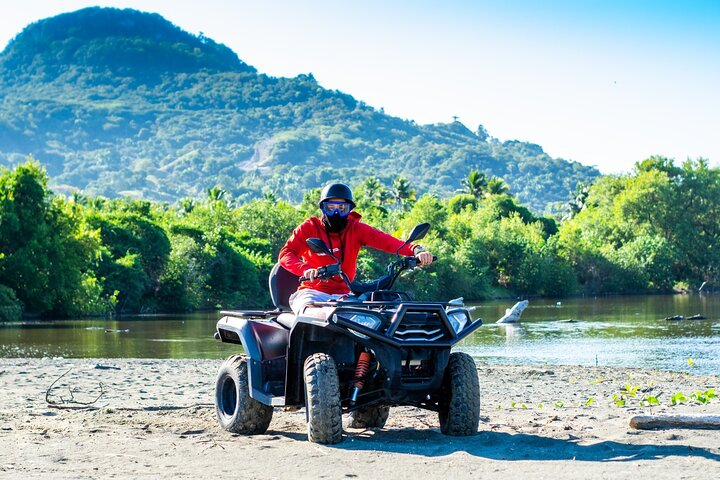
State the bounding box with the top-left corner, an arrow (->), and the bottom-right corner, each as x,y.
0,284 -> 22,322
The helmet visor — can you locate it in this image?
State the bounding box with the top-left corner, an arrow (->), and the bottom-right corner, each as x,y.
321,201 -> 352,217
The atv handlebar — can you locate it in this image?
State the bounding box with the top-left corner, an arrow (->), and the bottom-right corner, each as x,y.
299,255 -> 437,283
401,255 -> 438,269
299,263 -> 342,282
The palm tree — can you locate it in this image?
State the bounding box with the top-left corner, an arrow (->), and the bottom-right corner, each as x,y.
206,186 -> 226,202
486,176 -> 510,196
206,186 -> 228,211
179,197 -> 195,214
462,170 -> 488,199
391,176 -> 416,211
362,176 -> 390,205
89,197 -> 107,210
71,191 -> 88,206
263,191 -> 277,203
562,183 -> 590,221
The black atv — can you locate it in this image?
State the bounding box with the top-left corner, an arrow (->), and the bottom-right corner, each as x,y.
213,223 -> 483,444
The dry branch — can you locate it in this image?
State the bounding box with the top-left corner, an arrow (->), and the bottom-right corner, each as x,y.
45,368 -> 106,408
629,414 -> 720,430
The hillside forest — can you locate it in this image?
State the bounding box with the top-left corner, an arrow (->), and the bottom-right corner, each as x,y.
1,156 -> 717,321
0,7 -> 599,214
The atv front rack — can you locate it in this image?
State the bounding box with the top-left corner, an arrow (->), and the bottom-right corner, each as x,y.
309,301 -> 481,348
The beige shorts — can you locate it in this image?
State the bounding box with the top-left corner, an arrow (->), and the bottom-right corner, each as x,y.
288,289 -> 345,315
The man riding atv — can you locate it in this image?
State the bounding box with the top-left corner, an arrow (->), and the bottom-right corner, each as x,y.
279,182 -> 435,315
214,184 -> 481,445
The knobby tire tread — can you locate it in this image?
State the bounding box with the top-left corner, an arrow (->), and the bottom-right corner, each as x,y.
215,354 -> 273,434
439,352 -> 480,436
304,353 -> 343,444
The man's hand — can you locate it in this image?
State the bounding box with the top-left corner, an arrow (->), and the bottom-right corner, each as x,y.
302,268 -> 319,281
416,251 -> 434,266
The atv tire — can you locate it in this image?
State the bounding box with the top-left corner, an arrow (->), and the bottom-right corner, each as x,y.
215,355 -> 273,434
343,405 -> 390,429
304,353 -> 342,444
438,352 -> 480,436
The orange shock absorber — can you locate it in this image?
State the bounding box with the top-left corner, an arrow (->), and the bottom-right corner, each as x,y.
350,352 -> 372,403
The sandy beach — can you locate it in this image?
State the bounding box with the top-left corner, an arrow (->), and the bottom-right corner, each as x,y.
1,357 -> 718,479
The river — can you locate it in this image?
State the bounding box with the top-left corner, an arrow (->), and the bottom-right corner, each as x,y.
1,294 -> 718,375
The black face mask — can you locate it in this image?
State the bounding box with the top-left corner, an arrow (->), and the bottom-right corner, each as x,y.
322,212 -> 348,233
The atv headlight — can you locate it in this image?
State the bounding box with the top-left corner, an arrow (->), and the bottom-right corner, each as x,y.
346,313 -> 382,330
446,309 -> 470,333
335,313 -> 382,340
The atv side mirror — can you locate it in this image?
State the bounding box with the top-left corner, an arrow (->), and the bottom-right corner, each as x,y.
396,223 -> 431,256
306,238 -> 336,259
406,223 -> 431,242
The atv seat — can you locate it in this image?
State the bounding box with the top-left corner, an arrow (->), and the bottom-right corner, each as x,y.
269,263 -> 300,312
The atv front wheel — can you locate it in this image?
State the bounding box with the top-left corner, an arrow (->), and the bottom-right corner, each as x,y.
343,405 -> 390,429
304,353 -> 342,444
438,352 -> 480,436
215,355 -> 273,434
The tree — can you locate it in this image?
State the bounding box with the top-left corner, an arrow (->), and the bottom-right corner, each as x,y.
178,197 -> 195,215
206,186 -> 228,210
353,177 -> 391,225
461,170 -> 487,199
476,124 -> 489,142
391,176 -> 416,211
562,182 -> 590,222
359,176 -> 389,206
235,198 -> 301,257
557,156 -> 720,293
0,161 -> 105,316
486,176 -> 510,196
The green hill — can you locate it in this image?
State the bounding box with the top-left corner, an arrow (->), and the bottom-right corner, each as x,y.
0,7 -> 600,211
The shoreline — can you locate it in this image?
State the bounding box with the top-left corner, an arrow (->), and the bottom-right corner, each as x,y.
1,358 -> 719,479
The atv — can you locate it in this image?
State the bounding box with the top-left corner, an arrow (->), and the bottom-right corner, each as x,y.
213,223 -> 483,444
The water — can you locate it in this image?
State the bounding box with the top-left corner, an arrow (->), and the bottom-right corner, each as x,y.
464,294 -> 720,375
0,312 -> 239,360
1,294 -> 719,375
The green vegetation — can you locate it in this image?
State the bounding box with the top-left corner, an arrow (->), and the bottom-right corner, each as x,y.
0,7 -> 599,213
2,154 -> 717,319
0,10 -> 717,320
557,157 -> 720,294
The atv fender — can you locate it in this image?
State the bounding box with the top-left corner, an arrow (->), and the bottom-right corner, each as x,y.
216,314 -> 289,405
284,318 -> 358,406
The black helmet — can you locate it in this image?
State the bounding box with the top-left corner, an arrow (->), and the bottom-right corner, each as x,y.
318,183 -> 355,207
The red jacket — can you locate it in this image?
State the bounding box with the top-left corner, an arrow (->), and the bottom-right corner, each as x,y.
279,212 -> 416,294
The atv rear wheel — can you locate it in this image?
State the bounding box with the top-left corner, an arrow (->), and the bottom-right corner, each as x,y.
304,353 -> 342,444
438,352 -> 480,436
215,355 -> 273,434
343,405 -> 390,429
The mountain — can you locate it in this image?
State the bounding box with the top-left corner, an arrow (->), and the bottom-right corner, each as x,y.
0,7 -> 600,212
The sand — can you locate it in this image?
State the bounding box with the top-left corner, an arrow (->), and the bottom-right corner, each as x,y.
0,358 -> 718,479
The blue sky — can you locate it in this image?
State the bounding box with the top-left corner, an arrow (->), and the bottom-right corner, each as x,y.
1,1 -> 718,173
